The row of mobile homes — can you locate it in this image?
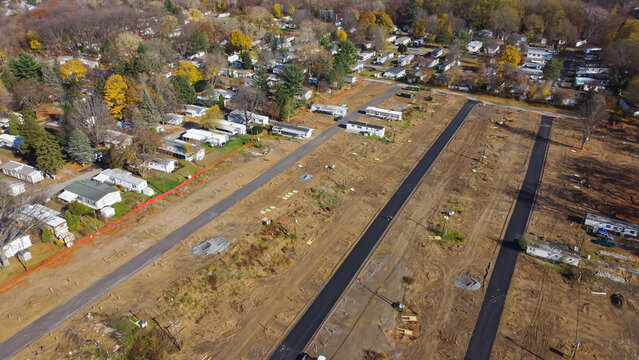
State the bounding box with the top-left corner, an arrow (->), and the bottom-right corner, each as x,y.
93,169 -> 154,195
1,161 -> 44,184
272,123 -> 313,139
346,121 -> 385,137
58,180 -> 122,210
366,107 -> 403,121
310,104 -> 348,117
584,213 -> 639,237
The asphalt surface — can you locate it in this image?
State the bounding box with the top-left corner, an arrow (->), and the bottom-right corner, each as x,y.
268,100 -> 479,360
464,116 -> 554,360
0,86 -> 400,360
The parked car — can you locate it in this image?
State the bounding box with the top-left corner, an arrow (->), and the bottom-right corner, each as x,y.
595,236 -> 616,248
334,116 -> 343,121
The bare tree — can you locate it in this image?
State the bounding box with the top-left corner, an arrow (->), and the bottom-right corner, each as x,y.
67,96 -> 113,146
12,79 -> 56,110
368,25 -> 387,52
580,93 -> 608,149
236,85 -> 268,131
0,189 -> 48,268
202,52 -> 227,89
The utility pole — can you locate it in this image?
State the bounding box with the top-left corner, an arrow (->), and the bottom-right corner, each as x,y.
151,317 -> 181,351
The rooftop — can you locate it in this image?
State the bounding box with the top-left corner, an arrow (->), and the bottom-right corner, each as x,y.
347,121 -> 384,130
63,180 -> 119,202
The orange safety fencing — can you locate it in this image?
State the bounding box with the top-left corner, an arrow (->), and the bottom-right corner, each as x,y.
0,80 -> 364,292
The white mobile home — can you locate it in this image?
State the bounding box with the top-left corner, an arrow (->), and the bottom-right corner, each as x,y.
163,113 -> 184,125
182,128 -> 229,146
0,134 -> 21,149
375,52 -> 395,64
358,51 -> 376,62
1,180 -> 25,197
584,213 -> 639,237
466,41 -> 483,53
184,105 -> 207,117
58,180 -> 122,209
2,233 -> 31,258
159,139 -> 205,162
1,161 -> 44,184
93,169 -> 153,195
346,121 -> 385,137
383,67 -> 406,79
227,110 -> 270,126
272,123 -> 313,139
526,238 -> 581,267
145,156 -> 176,173
18,204 -> 72,241
216,119 -> 247,135
395,36 -> 411,46
366,107 -> 403,121
396,54 -> 414,67
310,104 -> 348,117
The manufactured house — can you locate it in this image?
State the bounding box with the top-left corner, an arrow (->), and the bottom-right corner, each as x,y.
358,51 -> 376,62
159,139 -> 205,162
272,123 -> 313,139
17,204 -> 73,243
374,52 -> 395,64
386,35 -> 397,43
214,89 -> 236,101
429,48 -> 444,58
0,134 -> 21,149
484,43 -> 500,55
351,62 -> 364,73
395,36 -> 411,46
310,104 -> 347,117
1,161 -> 44,183
163,113 -> 184,125
216,119 -> 247,135
366,107 -> 402,121
1,180 -> 25,196
182,128 -> 229,146
438,60 -> 460,72
297,89 -> 313,101
344,75 -> 358,84
584,213 -> 639,237
184,105 -> 207,117
576,64 -> 610,76
346,121 -> 385,137
526,238 -> 581,267
145,156 -> 176,173
58,180 -> 122,209
477,29 -> 493,38
396,54 -> 414,67
411,38 -> 424,47
227,110 -> 270,126
414,56 -> 439,69
383,67 -> 406,79
100,129 -> 133,148
2,233 -> 31,259
575,77 -> 609,91
466,41 -> 483,53
526,47 -> 555,63
93,168 -> 153,195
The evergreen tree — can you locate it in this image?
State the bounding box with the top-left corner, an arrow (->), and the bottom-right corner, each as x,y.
218,94 -> 225,109
93,76 -> 106,98
335,40 -> 358,68
134,90 -> 161,129
171,75 -> 197,104
189,30 -> 209,54
101,38 -> 115,54
18,110 -> 41,158
253,66 -> 270,94
398,44 -> 408,53
35,131 -> 64,177
8,113 -> 21,136
406,0 -> 419,26
240,51 -> 253,70
279,64 -> 304,99
0,66 -> 18,91
68,129 -> 94,166
8,53 -> 41,81
41,62 -> 62,91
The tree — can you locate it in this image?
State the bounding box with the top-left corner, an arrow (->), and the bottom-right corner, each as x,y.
176,61 -> 202,83
279,64 -> 305,99
218,94 -> 225,109
228,30 -> 252,53
580,94 -> 607,149
189,30 -> 209,54
66,96 -> 112,146
253,66 -> 270,94
498,45 -> 521,67
398,44 -> 408,53
151,73 -> 178,116
336,40 -> 358,68
287,3 -> 295,16
216,0 -> 226,12
133,90 -> 161,129
59,59 -> 87,82
116,31 -> 143,59
8,53 -> 41,81
201,106 -> 223,130
543,57 -> 562,81
412,19 -> 427,37
436,14 -> 453,45
490,7 -> 520,37
35,132 -> 64,177
336,29 -> 347,42
159,15 -> 178,37
172,75 -> 197,104
241,51 -> 253,70
272,3 -> 282,18
103,74 -> 128,119
68,129 -> 94,166
369,25 -> 387,52
190,8 -> 203,22
8,113 -> 20,136
121,129 -> 163,175
12,79 -> 55,109
236,86 -> 268,129
0,191 -> 48,267
406,0 -> 420,26
360,11 -> 394,34
164,0 -> 179,15
201,52 -> 226,89
41,62 -> 62,91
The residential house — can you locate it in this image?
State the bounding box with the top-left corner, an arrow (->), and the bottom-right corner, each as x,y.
0,134 -> 21,149
184,105 -> 207,117
466,41 -> 483,53
519,62 -> 545,80
526,238 -> 581,267
1,161 -> 44,183
576,64 -> 610,76
343,75 -> 358,84
484,43 -> 500,55
214,88 -> 236,101
395,36 -> 411,46
58,180 -> 122,209
574,77 -> 609,91
358,51 -> 376,62
584,212 -> 639,237
272,123 -> 313,139
100,129 -> 133,148
227,54 -> 240,64
351,62 -> 364,73
584,47 -> 602,62
384,67 -> 406,79
366,107 -> 402,121
181,128 -> 229,146
526,47 -> 555,64
17,204 -> 73,243
93,168 -> 154,195
227,110 -> 270,126
346,121 -> 385,137
396,54 -> 414,67
374,52 -> 395,64
414,56 -> 439,69
477,29 -> 493,38
297,89 -> 313,101
438,59 -> 460,72
2,233 -> 31,259
159,139 -> 205,162
1,180 -> 25,196
386,35 -> 397,43
145,156 -> 176,173
310,104 -> 348,117
163,113 -> 184,126
429,48 -> 444,58
216,120 -> 247,135
281,51 -> 294,63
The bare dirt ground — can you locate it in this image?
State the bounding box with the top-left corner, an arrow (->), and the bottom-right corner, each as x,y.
0,82 -> 390,346
493,115 -> 639,359
303,102 -> 542,359
10,89 -> 467,359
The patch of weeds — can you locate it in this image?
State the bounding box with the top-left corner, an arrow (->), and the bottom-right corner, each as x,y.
308,184 -> 340,211
230,253 -> 239,263
371,135 -> 390,144
448,198 -> 464,207
336,183 -> 350,192
251,141 -> 264,148
433,226 -> 467,245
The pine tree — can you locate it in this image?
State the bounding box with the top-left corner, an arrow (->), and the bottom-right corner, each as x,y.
134,90 -> 161,129
18,110 -> 41,159
93,76 -> 106,98
68,129 -> 94,166
41,62 -> 62,91
218,94 -> 225,109
8,53 -> 41,81
35,132 -> 64,177
8,113 -> 21,136
171,75 -> 197,104
279,64 -> 304,99
253,66 -> 270,94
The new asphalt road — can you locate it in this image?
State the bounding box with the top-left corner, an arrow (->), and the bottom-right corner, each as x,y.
268,100 -> 479,360
464,115 -> 554,360
0,86 -> 400,360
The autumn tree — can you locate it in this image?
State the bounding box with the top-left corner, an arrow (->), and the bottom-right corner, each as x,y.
67,96 -> 112,146
122,129 -> 162,176
176,61 -> 202,83
336,29 -> 347,42
369,25 -> 387,52
216,0 -> 226,12
201,105 -> 223,130
360,11 -> 394,34
116,31 -> 143,59
228,30 -> 252,53
272,3 -> 282,18
436,14 -> 453,45
151,73 -> 178,117
104,74 -> 128,119
412,19 -> 427,37
579,93 -> 607,149
190,9 -> 203,22
159,15 -> 178,37
490,7 -> 520,37
201,52 -> 226,89
287,3 -> 295,16
60,60 -> 87,82
498,45 -> 521,68
236,85 -> 267,130
68,129 -> 94,166
12,79 -> 55,110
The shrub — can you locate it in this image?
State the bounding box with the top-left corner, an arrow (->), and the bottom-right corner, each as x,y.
68,201 -> 93,216
65,212 -> 80,231
41,226 -> 52,243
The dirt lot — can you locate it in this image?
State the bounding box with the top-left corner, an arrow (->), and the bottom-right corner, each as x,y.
0,82 -> 389,344
303,102 -> 542,359
493,114 -> 639,359
9,88 -> 468,359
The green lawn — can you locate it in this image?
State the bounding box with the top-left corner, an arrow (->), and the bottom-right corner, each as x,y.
111,191 -> 150,218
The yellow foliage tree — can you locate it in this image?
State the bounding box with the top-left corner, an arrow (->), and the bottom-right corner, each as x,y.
287,3 -> 294,15
104,74 -> 128,119
190,8 -> 203,22
60,59 -> 87,82
216,0 -> 226,12
228,30 -> 252,52
0,48 -> 7,65
176,61 -> 203,83
336,29 -> 347,42
159,15 -> 178,37
272,3 -> 282,18
412,19 -> 427,37
498,45 -> 521,68
29,40 -> 42,53
438,13 -> 452,34
201,106 -> 223,130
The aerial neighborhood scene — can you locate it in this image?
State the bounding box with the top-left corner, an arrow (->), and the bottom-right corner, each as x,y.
0,0 -> 639,359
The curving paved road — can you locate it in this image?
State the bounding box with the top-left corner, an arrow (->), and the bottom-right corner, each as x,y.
0,86 -> 400,360
268,100 -> 479,360
464,116 -> 554,360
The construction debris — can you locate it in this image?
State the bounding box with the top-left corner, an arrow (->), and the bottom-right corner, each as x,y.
299,174 -> 314,182
453,275 -> 481,291
192,236 -> 229,256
